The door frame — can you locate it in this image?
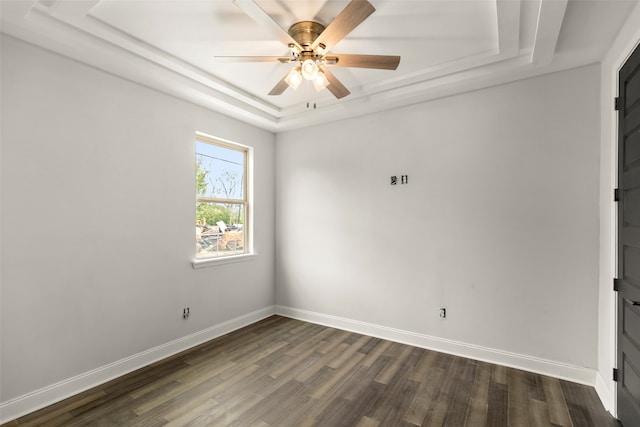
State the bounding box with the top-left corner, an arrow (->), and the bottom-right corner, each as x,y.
612,36 -> 640,421
598,11 -> 640,414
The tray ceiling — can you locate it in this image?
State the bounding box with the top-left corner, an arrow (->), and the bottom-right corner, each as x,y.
1,0 -> 637,132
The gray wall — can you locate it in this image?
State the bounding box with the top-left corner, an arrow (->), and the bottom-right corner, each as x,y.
275,64 -> 601,370
1,23 -> 624,418
0,35 -> 276,403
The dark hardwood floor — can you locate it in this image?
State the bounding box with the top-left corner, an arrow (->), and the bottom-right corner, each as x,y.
3,316 -> 620,426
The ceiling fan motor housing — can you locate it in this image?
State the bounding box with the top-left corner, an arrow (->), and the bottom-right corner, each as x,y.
288,21 -> 326,50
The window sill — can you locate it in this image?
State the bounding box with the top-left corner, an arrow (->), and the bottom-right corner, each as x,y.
192,253 -> 257,269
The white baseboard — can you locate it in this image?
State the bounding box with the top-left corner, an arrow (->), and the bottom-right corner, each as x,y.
1,305 -> 604,424
0,306 -> 276,424
275,305 -> 598,387
595,371 -> 616,416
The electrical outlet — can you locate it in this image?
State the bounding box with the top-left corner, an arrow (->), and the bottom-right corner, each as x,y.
440,308 -> 446,319
183,307 -> 190,319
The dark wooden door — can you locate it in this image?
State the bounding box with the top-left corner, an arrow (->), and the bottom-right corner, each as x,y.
617,41 -> 640,427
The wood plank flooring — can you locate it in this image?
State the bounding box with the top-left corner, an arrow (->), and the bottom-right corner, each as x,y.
3,316 -> 620,426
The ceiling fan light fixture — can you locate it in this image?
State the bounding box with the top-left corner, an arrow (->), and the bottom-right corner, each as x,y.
313,71 -> 330,92
301,58 -> 319,80
228,1 -> 397,100
284,67 -> 302,89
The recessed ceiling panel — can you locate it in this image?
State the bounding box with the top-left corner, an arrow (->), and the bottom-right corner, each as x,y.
2,0 -> 635,131
89,0 -> 499,108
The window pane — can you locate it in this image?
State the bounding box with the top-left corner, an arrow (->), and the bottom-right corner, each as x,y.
196,202 -> 245,258
196,141 -> 245,200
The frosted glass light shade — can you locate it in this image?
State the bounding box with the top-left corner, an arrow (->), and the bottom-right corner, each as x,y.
301,59 -> 318,80
284,67 -> 302,89
313,71 -> 330,91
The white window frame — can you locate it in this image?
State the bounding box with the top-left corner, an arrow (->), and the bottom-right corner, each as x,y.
192,133 -> 255,269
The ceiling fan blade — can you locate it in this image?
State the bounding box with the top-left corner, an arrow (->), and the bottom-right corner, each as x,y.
325,53 -> 400,70
233,0 -> 302,51
311,0 -> 375,52
321,66 -> 350,99
215,56 -> 292,63
268,74 -> 289,95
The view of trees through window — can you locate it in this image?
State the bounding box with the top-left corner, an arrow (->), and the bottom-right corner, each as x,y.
195,137 -> 247,258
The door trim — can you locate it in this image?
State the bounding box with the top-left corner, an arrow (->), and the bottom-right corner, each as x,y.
614,37 -> 640,424
599,28 -> 640,417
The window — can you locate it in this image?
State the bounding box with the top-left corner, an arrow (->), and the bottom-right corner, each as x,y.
195,134 -> 250,260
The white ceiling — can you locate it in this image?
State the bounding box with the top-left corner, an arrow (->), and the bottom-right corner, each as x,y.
1,0 -> 637,132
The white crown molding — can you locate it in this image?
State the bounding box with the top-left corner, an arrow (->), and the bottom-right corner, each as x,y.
0,0 -> 575,132
531,0 -> 569,65
497,0 -> 521,56
48,0 -> 101,16
0,306 -> 277,425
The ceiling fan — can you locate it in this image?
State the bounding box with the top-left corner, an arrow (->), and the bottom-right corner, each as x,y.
216,0 -> 401,99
